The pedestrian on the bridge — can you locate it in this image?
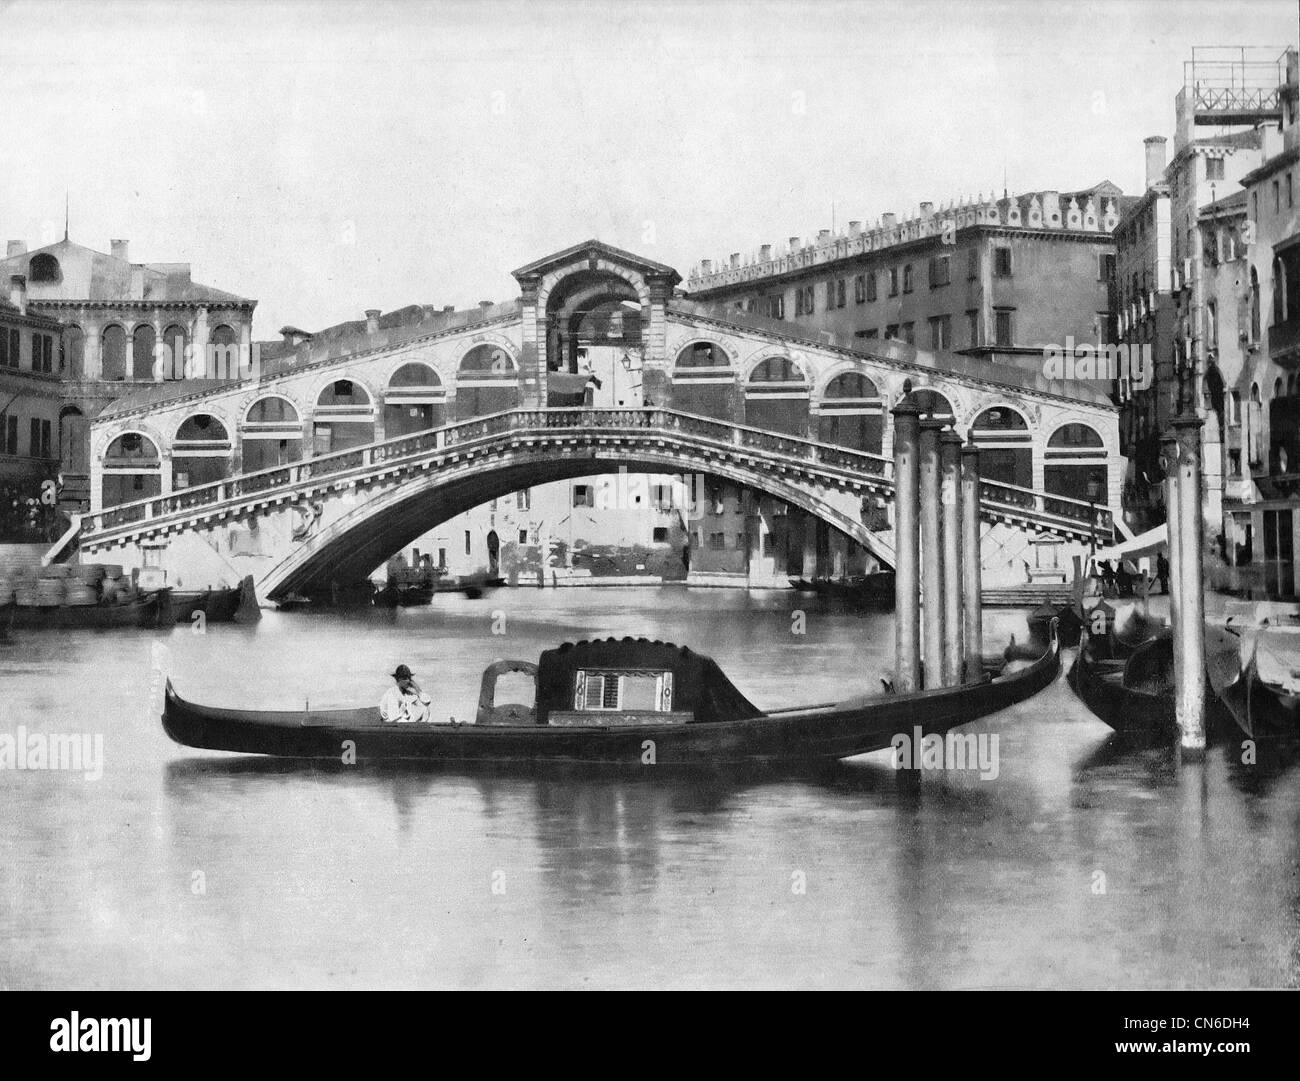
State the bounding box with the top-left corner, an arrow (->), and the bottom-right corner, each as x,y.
1099,559 -> 1116,597
1155,552 -> 1170,595
380,664 -> 432,723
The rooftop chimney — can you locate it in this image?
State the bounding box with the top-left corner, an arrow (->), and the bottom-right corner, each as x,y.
759,244 -> 772,260
920,202 -> 935,216
9,274 -> 27,315
818,229 -> 831,241
365,308 -> 381,333
443,305 -> 455,313
478,300 -> 493,310
848,221 -> 862,235
1143,136 -> 1168,190
882,213 -> 897,229
729,252 -> 740,268
788,236 -> 801,251
6,240 -> 26,258
110,239 -> 129,261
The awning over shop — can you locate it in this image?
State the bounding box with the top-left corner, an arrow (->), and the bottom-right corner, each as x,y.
1092,523 -> 1167,562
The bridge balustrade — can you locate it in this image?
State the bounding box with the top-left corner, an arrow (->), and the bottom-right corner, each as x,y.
79,406 -> 1108,544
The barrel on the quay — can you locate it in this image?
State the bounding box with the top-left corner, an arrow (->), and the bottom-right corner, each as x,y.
34,578 -> 66,607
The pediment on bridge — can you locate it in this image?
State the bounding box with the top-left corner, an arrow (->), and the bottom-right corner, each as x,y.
511,240 -> 681,290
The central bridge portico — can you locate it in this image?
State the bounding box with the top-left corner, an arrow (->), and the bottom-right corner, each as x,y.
75,240 -> 1125,597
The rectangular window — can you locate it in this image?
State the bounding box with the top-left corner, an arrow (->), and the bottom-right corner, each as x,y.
994,247 -> 1012,277
1099,252 -> 1116,282
1274,180 -> 1281,213
516,489 -> 530,510
856,327 -> 879,340
826,281 -> 836,311
1206,157 -> 1224,181
901,322 -> 915,344
929,315 -> 952,351
708,531 -> 725,551
885,323 -> 899,340
652,526 -> 668,543
994,309 -> 1013,346
836,279 -> 846,308
519,529 -> 528,545
967,248 -> 979,280
573,484 -> 593,507
854,274 -> 866,303
762,533 -> 775,557
929,255 -> 950,287
902,264 -> 914,293
575,670 -> 672,713
438,548 -> 446,569
30,418 -> 40,458
3,415 -> 17,455
888,268 -> 899,297
7,329 -> 16,366
1289,173 -> 1294,209
768,295 -> 784,320
795,288 -> 805,317
735,532 -> 746,550
967,309 -> 980,347
865,272 -> 877,301
464,530 -> 471,555
0,326 -> 7,366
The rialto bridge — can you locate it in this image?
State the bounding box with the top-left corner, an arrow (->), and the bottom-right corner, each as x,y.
66,241 -> 1125,598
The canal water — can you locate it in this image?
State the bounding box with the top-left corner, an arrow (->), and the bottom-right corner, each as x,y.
1,586 -> 1297,989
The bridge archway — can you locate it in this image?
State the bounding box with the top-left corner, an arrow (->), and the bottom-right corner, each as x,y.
671,340 -> 735,420
816,371 -> 883,454
744,356 -> 810,436
456,344 -> 520,418
970,404 -> 1032,488
385,362 -> 446,436
241,395 -> 303,473
102,431 -> 161,507
258,441 -> 888,599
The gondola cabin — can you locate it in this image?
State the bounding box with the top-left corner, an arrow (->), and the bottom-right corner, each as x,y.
476,638 -> 764,727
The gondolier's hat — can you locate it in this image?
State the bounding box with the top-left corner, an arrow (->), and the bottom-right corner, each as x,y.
391,664 -> 414,680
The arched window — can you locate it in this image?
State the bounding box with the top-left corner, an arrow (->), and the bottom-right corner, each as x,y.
745,357 -> 809,436
817,371 -> 883,454
1048,422 -> 1104,448
455,346 -> 519,419
101,433 -> 161,508
28,253 -> 60,284
101,324 -> 127,381
386,363 -> 446,435
172,415 -> 232,489
162,324 -> 187,380
64,325 -> 84,379
971,406 -> 1032,487
1251,267 -> 1261,341
132,324 -> 156,381
671,342 -> 734,421
210,324 -> 237,345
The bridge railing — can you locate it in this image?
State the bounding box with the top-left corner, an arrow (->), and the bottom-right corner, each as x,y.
80,406 -> 1101,540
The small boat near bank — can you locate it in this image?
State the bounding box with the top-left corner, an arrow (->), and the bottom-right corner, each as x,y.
9,592 -> 164,630
1068,627 -> 1178,740
1206,622 -> 1300,741
163,628 -> 1060,766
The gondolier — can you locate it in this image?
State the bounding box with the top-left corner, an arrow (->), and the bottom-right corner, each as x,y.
380,664 -> 432,723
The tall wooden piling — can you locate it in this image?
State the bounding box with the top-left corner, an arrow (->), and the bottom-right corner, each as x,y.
919,419 -> 945,690
1173,414 -> 1206,757
891,399 -> 922,693
960,440 -> 983,682
940,429 -> 964,686
1161,430 -> 1183,724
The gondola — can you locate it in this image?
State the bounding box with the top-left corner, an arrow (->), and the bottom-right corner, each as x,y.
1028,601 -> 1084,648
1206,623 -> 1300,741
787,578 -> 814,592
9,593 -> 163,630
162,627 -> 1061,766
1067,626 -> 1177,739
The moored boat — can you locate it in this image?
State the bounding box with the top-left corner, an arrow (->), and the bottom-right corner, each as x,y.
1067,627 -> 1177,739
1206,622 -> 1300,740
163,628 -> 1061,766
10,592 -> 163,630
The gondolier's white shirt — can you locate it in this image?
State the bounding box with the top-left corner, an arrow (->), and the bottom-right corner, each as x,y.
380,686 -> 432,723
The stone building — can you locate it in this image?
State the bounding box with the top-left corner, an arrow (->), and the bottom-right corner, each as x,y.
0,236 -> 256,502
684,182 -> 1128,377
0,275 -> 66,491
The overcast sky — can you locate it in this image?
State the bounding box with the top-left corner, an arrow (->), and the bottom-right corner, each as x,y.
1,0 -> 1296,336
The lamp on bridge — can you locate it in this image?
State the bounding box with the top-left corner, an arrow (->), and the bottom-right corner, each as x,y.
1085,472 -> 1104,556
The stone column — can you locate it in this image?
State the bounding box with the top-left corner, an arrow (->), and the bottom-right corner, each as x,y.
960,440 -> 984,681
1161,430 -> 1183,720
1173,414 -> 1206,758
83,318 -> 102,380
891,399 -> 922,693
940,428 -> 964,685
920,419 -> 945,690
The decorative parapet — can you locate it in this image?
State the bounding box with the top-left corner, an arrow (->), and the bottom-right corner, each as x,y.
686,191 -> 1121,292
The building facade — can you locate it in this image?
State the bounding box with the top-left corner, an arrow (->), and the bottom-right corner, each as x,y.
685,183 -> 1127,377
0,236 -> 256,504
